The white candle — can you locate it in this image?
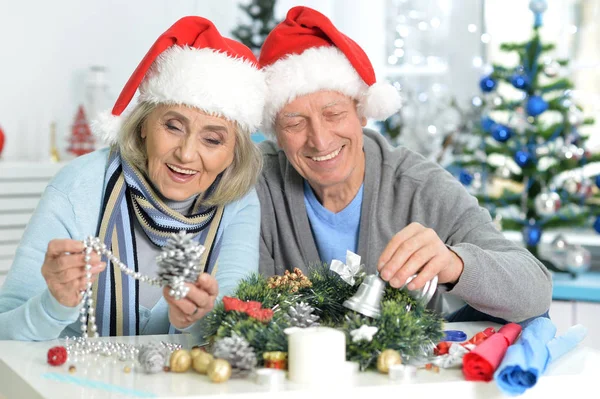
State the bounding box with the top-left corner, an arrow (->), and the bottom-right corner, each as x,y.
286,327 -> 346,385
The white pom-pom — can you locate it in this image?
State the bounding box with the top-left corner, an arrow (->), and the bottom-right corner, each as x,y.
359,82 -> 402,120
91,110 -> 122,145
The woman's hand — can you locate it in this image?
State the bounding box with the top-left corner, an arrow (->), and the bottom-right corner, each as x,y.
164,273 -> 218,330
41,239 -> 106,308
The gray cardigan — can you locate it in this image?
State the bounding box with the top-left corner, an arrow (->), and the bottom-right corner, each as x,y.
256,129 -> 552,322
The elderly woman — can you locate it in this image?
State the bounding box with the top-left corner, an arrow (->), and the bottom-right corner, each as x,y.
0,16 -> 265,340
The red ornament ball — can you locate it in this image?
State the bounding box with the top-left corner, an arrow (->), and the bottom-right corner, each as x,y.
47,346 -> 68,366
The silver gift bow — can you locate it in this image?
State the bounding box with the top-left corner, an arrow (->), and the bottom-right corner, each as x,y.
330,250 -> 364,286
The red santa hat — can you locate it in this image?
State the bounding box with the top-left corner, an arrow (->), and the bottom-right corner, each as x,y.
258,6 -> 401,134
93,16 -> 266,144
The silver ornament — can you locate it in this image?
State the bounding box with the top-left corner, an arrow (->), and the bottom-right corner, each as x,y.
543,60 -> 560,78
471,95 -> 483,109
558,144 -> 584,161
138,342 -> 169,374
563,176 -> 582,195
534,191 -> 561,216
564,245 -> 591,274
496,165 -> 512,179
343,274 -> 386,318
249,4 -> 261,16
567,107 -> 584,127
490,94 -> 503,107
551,234 -> 569,251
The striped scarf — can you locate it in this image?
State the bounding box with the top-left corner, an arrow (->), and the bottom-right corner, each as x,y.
90,149 -> 224,336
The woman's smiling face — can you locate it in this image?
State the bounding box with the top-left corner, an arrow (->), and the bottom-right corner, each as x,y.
142,104 -> 237,201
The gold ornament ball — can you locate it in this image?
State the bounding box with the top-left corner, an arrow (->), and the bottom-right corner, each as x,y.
190,348 -> 204,359
170,349 -> 192,373
192,351 -> 214,375
377,349 -> 402,374
207,359 -> 232,383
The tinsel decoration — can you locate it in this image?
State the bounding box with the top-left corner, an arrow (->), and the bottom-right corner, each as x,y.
156,231 -> 205,300
138,342 -> 169,374
213,333 -> 257,371
285,302 -> 320,328
266,267 -> 312,292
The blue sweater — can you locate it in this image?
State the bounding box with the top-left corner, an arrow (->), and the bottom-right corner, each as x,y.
0,149 -> 260,340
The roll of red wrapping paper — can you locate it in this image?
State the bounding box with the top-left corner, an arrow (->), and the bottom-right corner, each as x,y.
462,323 -> 522,382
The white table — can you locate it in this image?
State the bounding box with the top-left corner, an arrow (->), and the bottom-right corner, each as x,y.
0,322 -> 597,399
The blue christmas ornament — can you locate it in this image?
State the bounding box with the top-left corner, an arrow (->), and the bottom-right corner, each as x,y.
479,76 -> 497,93
595,175 -> 600,189
515,150 -> 533,167
511,74 -> 530,90
459,170 -> 473,186
490,124 -> 513,142
481,116 -> 495,133
594,217 -> 600,234
522,223 -> 542,246
529,0 -> 547,13
526,96 -> 549,117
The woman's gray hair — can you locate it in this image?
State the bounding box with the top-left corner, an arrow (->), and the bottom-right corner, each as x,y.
118,101 -> 262,207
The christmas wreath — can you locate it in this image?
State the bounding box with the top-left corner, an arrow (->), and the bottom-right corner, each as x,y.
200,264 -> 444,371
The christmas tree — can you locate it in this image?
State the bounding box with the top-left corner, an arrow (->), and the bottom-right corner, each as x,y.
231,0 -> 279,56
448,1 -> 600,272
67,105 -> 95,157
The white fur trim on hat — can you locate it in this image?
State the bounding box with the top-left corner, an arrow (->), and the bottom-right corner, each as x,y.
93,46 -> 266,145
91,110 -> 122,144
359,81 -> 402,121
262,46 -> 401,135
141,46 -> 266,132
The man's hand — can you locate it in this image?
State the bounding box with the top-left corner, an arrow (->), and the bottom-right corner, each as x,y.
377,222 -> 464,290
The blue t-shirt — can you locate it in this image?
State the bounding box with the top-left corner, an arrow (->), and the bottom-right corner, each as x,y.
303,181 -> 364,265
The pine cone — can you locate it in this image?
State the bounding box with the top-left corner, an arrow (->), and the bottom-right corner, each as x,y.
213,334 -> 257,370
285,302 -> 320,328
138,342 -> 169,374
156,231 -> 205,300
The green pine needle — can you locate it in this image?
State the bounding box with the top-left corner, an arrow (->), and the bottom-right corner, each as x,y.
200,268 -> 444,370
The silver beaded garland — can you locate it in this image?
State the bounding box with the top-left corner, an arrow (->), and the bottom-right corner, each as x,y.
59,233 -> 191,371
79,237 -> 162,339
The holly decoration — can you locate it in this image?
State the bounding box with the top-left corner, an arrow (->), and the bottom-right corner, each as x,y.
222,296 -> 274,322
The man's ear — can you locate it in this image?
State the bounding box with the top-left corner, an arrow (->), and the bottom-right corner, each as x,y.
360,116 -> 367,127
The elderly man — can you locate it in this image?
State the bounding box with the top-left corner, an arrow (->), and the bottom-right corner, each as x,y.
256,6 -> 551,323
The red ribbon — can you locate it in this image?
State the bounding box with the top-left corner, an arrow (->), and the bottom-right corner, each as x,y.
462,323 -> 522,382
222,296 -> 274,322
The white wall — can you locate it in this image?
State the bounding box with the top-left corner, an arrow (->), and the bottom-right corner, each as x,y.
0,0 -> 240,161
1,0 -> 594,162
